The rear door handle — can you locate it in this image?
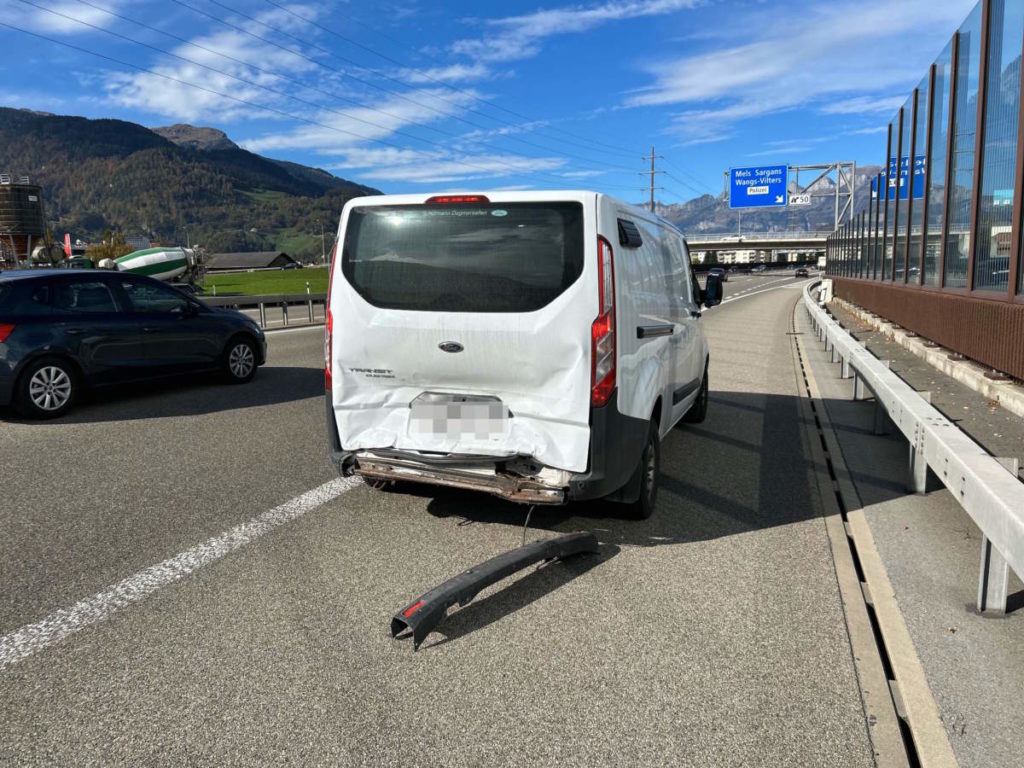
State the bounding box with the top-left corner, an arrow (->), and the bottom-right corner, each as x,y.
636,324 -> 674,339
143,327 -> 160,333
65,328 -> 84,335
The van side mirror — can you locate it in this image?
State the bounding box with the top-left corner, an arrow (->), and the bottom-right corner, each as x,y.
703,273 -> 723,307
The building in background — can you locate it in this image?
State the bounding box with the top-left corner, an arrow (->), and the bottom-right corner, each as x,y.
205,251 -> 298,272
826,0 -> 1024,380
0,174 -> 45,267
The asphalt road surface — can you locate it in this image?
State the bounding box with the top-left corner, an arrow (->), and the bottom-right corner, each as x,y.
0,273 -> 877,767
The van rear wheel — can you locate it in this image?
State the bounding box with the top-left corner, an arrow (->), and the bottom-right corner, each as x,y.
626,420 -> 660,520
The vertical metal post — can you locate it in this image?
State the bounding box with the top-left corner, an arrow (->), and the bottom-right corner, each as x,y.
258,302 -> 266,327
882,125 -> 893,282
940,32 -> 961,288
1009,4 -> 1024,299
892,106 -> 905,281
919,64 -> 937,283
966,0 -> 992,293
282,301 -> 289,326
904,88 -> 919,282
306,281 -> 314,322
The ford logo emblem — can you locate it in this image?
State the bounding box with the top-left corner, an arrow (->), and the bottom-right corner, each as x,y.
438,341 -> 464,353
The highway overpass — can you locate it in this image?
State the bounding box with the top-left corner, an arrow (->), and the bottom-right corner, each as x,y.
688,230 -> 830,259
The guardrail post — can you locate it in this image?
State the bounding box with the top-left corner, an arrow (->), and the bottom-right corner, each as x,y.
282,301 -> 289,326
978,537 -> 1009,614
306,282 -> 314,322
853,371 -> 869,400
873,401 -> 891,435
841,355 -> 852,379
907,427 -> 933,493
258,302 -> 266,328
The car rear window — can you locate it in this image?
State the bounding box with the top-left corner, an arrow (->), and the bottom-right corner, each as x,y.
0,280 -> 51,316
53,280 -> 118,313
342,202 -> 584,313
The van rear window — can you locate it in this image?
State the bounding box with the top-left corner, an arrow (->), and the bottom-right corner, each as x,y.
342,202 -> 584,312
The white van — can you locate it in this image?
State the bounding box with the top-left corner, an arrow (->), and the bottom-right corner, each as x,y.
325,191 -> 722,518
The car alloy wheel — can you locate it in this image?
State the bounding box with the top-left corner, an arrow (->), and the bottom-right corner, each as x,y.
28,365 -> 72,412
228,342 -> 255,380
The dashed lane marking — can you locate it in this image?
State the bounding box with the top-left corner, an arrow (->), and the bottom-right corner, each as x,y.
0,477 -> 360,669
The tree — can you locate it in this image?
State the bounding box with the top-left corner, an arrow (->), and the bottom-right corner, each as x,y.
86,231 -> 134,263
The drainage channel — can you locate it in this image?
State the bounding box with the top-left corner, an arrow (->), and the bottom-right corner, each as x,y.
791,325 -> 923,768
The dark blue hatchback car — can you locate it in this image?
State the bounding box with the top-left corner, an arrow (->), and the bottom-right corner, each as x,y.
0,269 -> 266,418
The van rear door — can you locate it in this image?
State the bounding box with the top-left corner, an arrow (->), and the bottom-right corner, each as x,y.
329,193 -> 597,473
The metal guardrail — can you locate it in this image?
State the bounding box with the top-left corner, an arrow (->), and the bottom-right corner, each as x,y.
202,292 -> 327,328
803,280 -> 1024,615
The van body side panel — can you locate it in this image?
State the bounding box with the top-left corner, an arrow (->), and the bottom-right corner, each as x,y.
329,192 -> 598,474
603,197 -> 672,429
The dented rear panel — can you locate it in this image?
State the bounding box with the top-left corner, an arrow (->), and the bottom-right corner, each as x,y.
328,192 -> 598,473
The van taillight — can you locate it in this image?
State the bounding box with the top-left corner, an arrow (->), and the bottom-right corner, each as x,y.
591,236 -> 615,407
325,240 -> 337,391
0,323 -> 14,344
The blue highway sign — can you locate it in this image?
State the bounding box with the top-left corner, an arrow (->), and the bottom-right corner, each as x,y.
730,165 -> 788,209
887,156 -> 925,200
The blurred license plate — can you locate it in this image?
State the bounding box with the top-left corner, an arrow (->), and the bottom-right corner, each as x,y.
409,394 -> 510,439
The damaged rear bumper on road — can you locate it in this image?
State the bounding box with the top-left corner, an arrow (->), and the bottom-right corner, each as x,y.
352,450 -> 571,505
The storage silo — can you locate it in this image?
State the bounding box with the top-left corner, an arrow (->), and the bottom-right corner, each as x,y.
0,175 -> 46,266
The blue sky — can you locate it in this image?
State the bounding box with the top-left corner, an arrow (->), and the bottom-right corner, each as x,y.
0,0 -> 978,202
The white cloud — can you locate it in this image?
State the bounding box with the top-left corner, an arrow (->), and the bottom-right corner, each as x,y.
452,0 -> 698,63
401,62 -> 493,84
820,95 -> 907,115
627,0 -> 975,141
0,0 -> 129,35
241,88 -> 481,152
327,147 -> 565,184
101,3 -> 327,122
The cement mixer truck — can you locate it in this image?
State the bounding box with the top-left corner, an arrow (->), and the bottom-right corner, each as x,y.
98,247 -> 206,291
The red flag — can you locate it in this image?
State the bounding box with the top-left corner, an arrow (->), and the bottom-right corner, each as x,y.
63,233 -> 71,258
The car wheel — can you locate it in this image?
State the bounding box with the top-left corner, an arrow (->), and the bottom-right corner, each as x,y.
224,337 -> 258,384
683,365 -> 709,424
626,419 -> 661,520
15,356 -> 78,419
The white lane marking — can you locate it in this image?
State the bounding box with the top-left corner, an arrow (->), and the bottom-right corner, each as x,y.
704,278 -> 804,311
0,477 -> 360,669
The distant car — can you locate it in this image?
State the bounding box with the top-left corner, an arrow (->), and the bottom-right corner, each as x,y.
752,264 -> 767,273
0,270 -> 266,418
708,266 -> 727,282
795,267 -> 809,278
282,262 -> 302,270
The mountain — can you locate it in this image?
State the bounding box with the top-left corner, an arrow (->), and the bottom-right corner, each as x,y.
655,165 -> 882,235
0,108 -> 380,258
152,124 -> 239,151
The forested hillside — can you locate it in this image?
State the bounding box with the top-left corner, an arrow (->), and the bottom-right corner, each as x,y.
0,108 -> 379,259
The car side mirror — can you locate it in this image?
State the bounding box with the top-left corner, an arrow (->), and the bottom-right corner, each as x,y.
703,273 -> 723,307
184,301 -> 200,317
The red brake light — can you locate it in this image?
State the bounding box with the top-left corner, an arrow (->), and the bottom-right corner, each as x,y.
0,323 -> 14,344
591,236 -> 616,407
424,195 -> 490,204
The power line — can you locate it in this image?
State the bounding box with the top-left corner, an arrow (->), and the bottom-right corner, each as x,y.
31,0 -> 644,185
1,20 -> 643,189
186,0 -> 641,172
259,0 -> 645,161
